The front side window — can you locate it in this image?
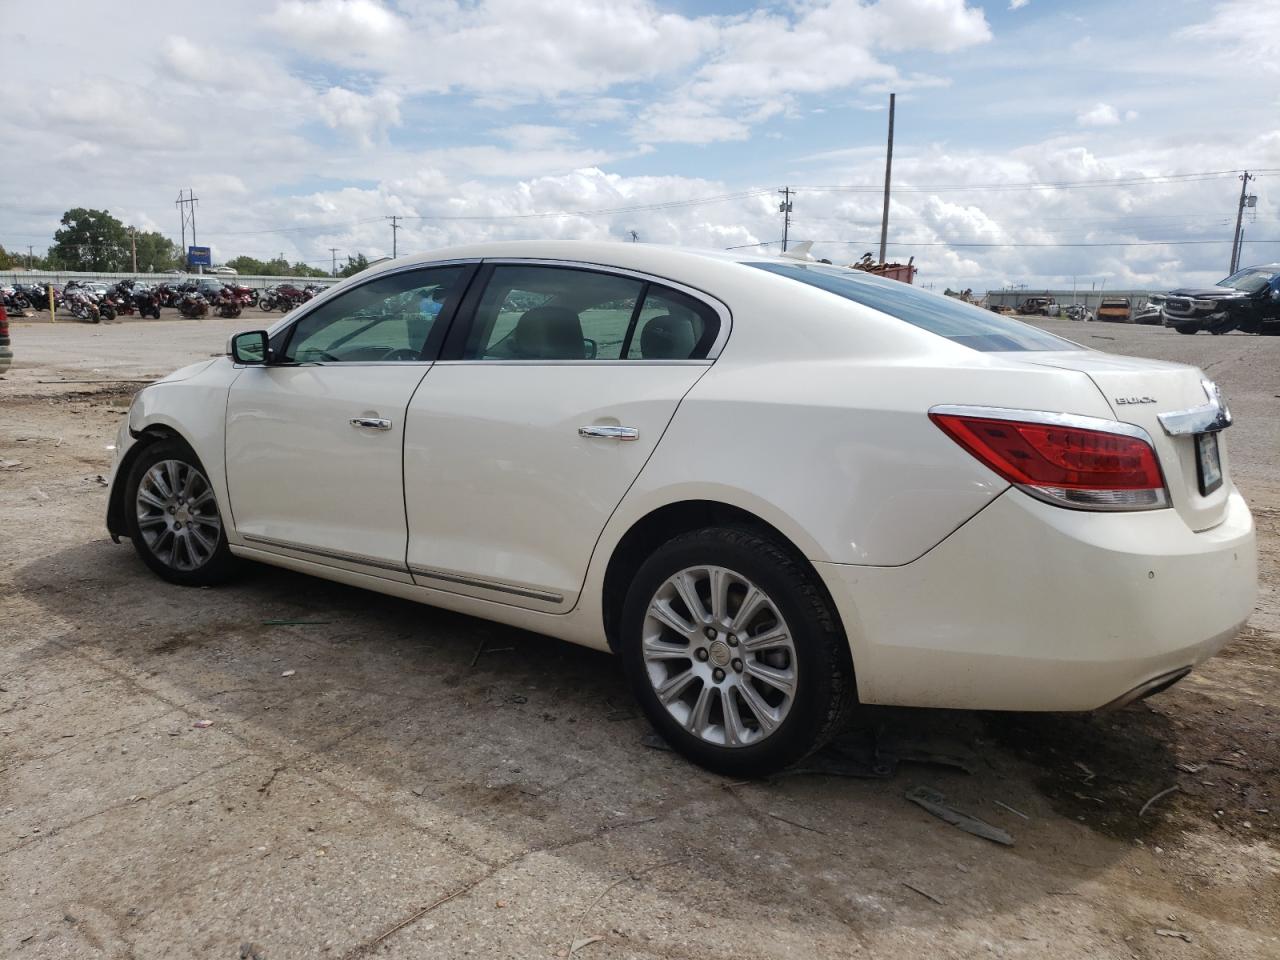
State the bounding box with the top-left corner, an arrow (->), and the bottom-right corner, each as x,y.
749,261 -> 1074,352
282,266 -> 466,363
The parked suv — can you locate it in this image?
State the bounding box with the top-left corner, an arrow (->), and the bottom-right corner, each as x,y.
1162,264 -> 1280,335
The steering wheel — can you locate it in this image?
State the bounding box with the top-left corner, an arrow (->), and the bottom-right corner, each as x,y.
381,348 -> 421,361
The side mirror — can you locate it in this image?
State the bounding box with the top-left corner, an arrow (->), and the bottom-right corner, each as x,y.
230,330 -> 270,364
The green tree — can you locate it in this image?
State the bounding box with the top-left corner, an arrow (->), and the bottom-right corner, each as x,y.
131,231 -> 181,272
337,253 -> 369,278
290,261 -> 329,278
0,245 -> 15,270
226,255 -> 270,275
50,208 -> 130,271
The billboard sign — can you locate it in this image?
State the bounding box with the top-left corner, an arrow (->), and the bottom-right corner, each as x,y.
187,246 -> 212,267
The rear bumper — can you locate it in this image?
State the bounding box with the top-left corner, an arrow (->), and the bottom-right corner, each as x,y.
816,487 -> 1256,711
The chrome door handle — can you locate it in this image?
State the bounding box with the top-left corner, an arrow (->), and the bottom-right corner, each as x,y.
578,425 -> 638,441
350,417 -> 393,431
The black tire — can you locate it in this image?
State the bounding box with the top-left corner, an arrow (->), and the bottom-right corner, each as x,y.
619,526 -> 856,777
1175,321 -> 1200,335
123,438 -> 238,586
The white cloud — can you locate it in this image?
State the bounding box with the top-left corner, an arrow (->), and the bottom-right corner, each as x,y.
1009,0 -> 1030,9
1077,103 -> 1121,127
317,87 -> 402,146
266,0 -> 403,61
1179,0 -> 1280,73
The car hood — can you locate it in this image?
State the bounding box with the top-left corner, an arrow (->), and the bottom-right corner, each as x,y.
1166,287 -> 1250,299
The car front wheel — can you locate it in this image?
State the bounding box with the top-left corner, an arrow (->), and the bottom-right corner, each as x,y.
124,439 -> 237,586
620,526 -> 856,777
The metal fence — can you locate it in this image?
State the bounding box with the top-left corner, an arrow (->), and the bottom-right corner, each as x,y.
0,270 -> 341,291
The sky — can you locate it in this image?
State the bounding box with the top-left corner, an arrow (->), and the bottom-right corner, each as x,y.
2,0 -> 1279,291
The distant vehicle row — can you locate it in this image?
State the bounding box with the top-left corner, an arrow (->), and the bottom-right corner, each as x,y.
0,279 -> 328,323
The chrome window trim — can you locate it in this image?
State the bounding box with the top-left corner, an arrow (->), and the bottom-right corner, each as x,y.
241,533 -> 408,574
408,564 -> 564,604
267,258 -> 483,351
471,257 -> 733,360
1157,379 -> 1233,436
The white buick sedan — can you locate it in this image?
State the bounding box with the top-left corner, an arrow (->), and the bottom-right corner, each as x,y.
106,241 -> 1257,775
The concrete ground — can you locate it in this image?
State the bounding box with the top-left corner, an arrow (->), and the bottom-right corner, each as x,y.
1,312 -> 1277,959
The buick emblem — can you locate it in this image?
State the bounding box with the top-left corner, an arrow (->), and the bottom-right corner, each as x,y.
1115,396 -> 1157,405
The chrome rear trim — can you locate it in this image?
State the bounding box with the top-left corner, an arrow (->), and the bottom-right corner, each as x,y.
1157,379 -> 1233,436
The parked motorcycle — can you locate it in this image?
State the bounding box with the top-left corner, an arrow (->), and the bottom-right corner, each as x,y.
132,287 -> 163,319
213,289 -> 242,318
66,290 -> 102,323
178,293 -> 209,319
2,286 -> 32,312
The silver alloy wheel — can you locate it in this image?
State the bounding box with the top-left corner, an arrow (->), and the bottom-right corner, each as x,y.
641,565 -> 798,748
135,459 -> 222,571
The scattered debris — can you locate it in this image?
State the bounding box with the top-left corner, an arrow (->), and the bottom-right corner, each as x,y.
905,787 -> 1014,846
993,799 -> 1030,820
0,459 -> 24,470
1139,785 -> 1180,818
411,787 -> 427,797
901,881 -> 944,905
1074,761 -> 1096,784
262,619 -> 332,626
570,935 -> 604,954
640,732 -> 671,752
91,475 -> 108,486
281,670 -> 296,678
572,856 -> 690,955
1175,762 -> 1206,774
29,488 -> 49,502
239,942 -> 267,960
784,734 -> 896,779
767,812 -> 827,835
1155,929 -> 1193,943
192,719 -> 214,729
469,638 -> 488,668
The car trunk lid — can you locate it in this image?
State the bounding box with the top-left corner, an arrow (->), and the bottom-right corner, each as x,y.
1016,351 -> 1231,531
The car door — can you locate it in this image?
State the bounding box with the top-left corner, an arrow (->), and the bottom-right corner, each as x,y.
403,261 -> 727,610
225,263 -> 475,580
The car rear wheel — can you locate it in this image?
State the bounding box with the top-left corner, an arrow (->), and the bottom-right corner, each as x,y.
1175,321 -> 1200,335
620,526 -> 856,777
124,439 -> 237,586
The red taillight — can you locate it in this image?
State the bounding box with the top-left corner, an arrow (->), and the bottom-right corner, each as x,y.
930,409 -> 1168,511
0,304 -> 8,335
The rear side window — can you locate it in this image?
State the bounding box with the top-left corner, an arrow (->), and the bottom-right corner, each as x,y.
461,265 -> 721,361
749,262 -> 1073,352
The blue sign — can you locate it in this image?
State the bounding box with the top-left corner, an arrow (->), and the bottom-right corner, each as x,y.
187,245 -> 211,266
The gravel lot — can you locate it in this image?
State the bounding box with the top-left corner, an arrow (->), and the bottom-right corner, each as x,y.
2,312 -> 1277,959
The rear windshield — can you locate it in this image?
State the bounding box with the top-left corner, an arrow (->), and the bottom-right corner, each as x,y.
748,262 -> 1074,352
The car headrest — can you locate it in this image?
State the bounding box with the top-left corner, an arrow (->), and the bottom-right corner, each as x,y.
512,306 -> 585,360
639,314 -> 696,360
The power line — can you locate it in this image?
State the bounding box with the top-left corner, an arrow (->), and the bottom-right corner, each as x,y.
766,237 -> 1280,249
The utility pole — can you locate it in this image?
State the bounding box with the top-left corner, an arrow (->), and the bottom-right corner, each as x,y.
1229,171 -> 1255,275
129,227 -> 137,273
878,92 -> 896,265
176,188 -> 199,272
778,187 -> 793,252
388,216 -> 401,258
330,247 -> 340,276
27,245 -> 34,269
